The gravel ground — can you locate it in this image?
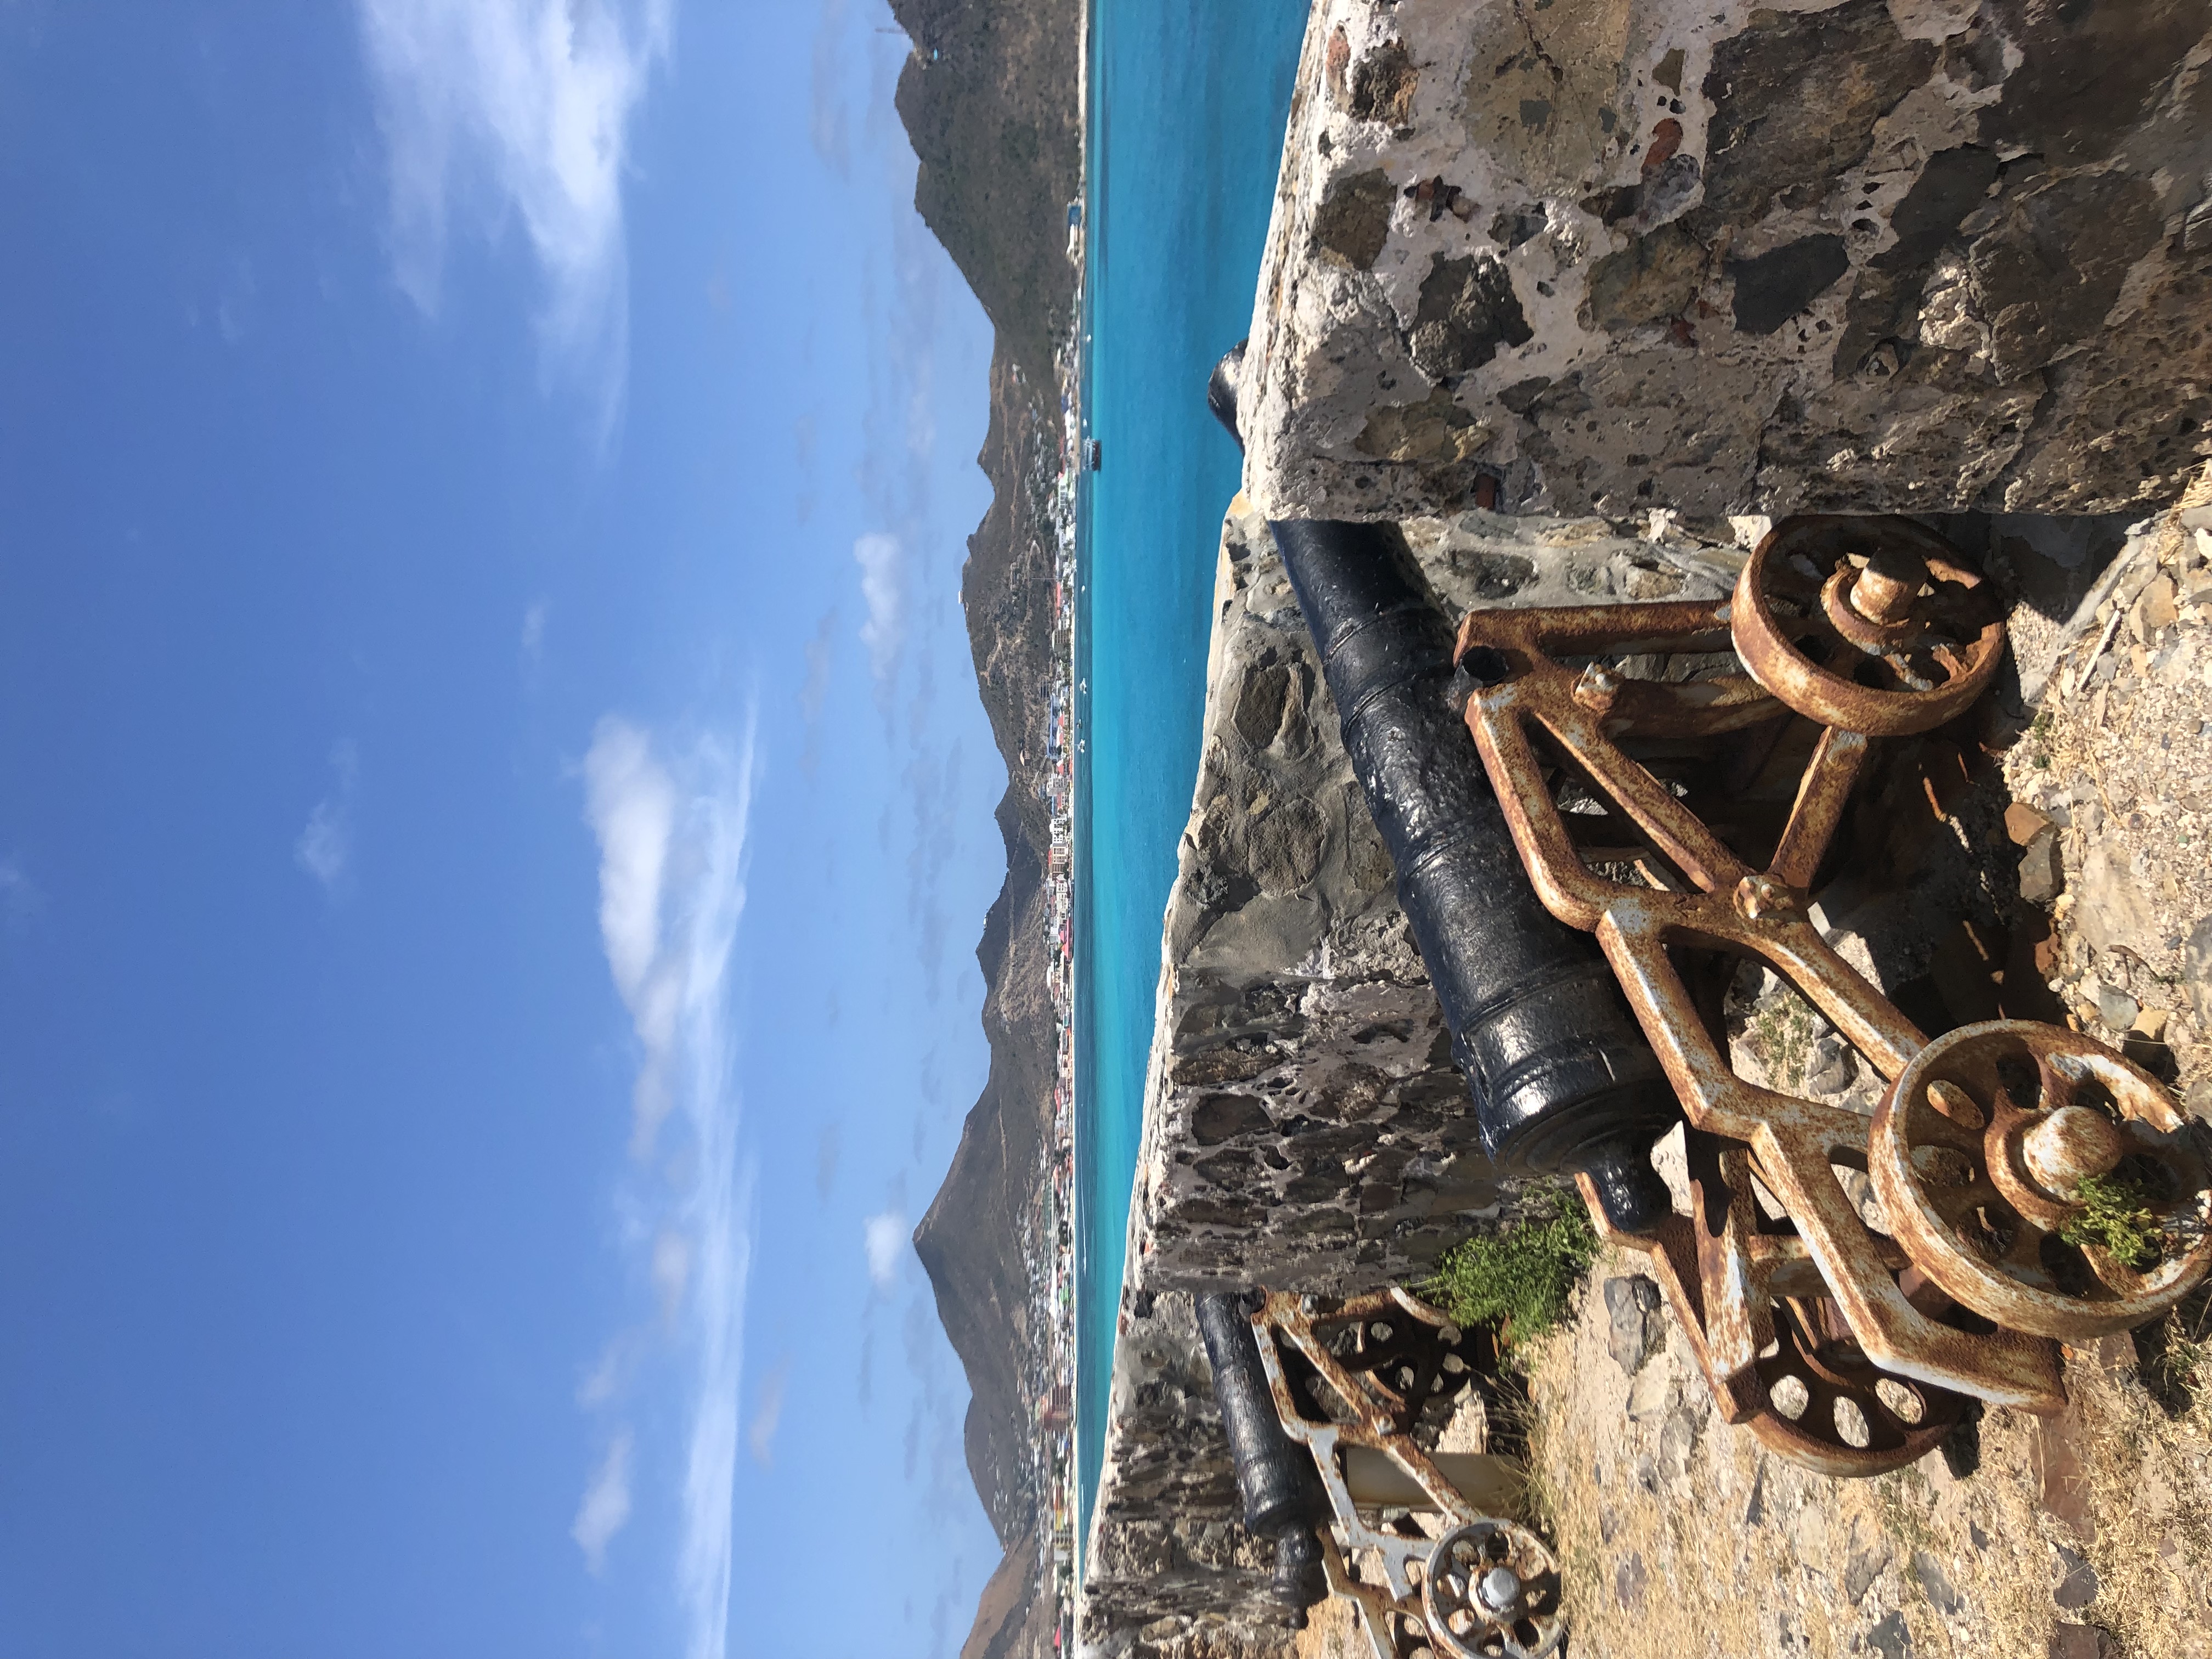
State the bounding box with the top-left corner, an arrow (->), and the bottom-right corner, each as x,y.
1994,470 -> 2212,1110
1521,1268 -> 2212,1659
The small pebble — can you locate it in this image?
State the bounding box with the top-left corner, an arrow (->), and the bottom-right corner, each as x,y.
2019,831 -> 2063,904
1804,1038 -> 1857,1098
2095,982 -> 2140,1030
2137,574 -> 2179,633
2185,1079 -> 2212,1124
2004,801 -> 2053,846
2053,1542 -> 2100,1610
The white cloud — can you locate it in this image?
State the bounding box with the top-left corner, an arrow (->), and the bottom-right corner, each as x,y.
651,1227 -> 692,1325
522,598 -> 549,662
579,713 -> 758,1659
747,1357 -> 790,1468
853,533 -> 905,687
571,1429 -> 634,1573
355,0 -> 672,420
864,1209 -> 907,1289
679,1167 -> 748,1659
582,719 -> 680,1149
295,741 -> 359,897
577,1336 -> 629,1408
295,802 -> 349,889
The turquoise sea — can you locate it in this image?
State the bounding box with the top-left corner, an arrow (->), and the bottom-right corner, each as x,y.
1076,0 -> 1307,1546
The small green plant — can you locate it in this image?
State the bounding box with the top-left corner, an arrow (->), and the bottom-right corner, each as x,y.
1760,1000 -> 1825,1092
2060,1170 -> 2162,1268
1420,1184 -> 1599,1347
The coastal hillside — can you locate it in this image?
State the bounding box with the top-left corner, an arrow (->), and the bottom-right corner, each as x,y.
890,0 -> 1080,390
886,0 -> 1080,1652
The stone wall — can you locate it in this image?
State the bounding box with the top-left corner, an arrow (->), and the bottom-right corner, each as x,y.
1240,0 -> 2212,525
1075,1289 -> 1289,1659
1124,498 -> 1742,1296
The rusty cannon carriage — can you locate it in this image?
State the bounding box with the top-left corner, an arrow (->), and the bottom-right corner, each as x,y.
1199,347 -> 2212,1658
1452,511 -> 2212,1472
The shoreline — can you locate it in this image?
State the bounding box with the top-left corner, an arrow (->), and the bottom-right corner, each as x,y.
1070,0 -> 1091,1585
1063,0 -> 1306,1596
1020,0 -> 1091,1637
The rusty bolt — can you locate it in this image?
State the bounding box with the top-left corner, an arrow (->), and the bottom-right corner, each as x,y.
1572,664 -> 1622,714
1847,547 -> 1928,627
1475,1566 -> 1524,1616
2022,1104 -> 2126,1197
1733,873 -> 1797,922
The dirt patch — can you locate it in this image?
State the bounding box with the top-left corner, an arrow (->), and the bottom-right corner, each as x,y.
1524,1268 -> 2212,1659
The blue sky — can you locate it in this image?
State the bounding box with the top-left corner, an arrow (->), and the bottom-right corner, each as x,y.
0,2 -> 1008,1655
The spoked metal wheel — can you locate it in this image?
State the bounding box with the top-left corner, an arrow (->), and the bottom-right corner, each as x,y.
1745,1291 -> 1967,1476
1418,1519 -> 1564,1659
1731,515 -> 2004,735
1871,1020 -> 2212,1339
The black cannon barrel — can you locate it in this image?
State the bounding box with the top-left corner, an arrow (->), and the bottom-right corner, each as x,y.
1209,346 -> 1674,1231
1194,1291 -> 1313,1541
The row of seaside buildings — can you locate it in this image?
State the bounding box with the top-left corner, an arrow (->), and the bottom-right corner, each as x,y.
1017,329 -> 1082,1655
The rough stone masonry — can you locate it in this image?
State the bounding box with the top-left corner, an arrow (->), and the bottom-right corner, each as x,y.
1239,0 -> 2212,524
1122,498 -> 1744,1297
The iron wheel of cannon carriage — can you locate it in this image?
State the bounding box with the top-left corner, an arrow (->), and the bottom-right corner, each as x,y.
1871,1019 -> 2212,1339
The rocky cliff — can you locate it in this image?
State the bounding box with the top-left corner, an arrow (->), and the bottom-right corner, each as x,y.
887,0 -> 1080,1652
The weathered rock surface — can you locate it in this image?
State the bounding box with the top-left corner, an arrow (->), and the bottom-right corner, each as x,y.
1994,471 -> 2212,1104
1480,1249 -> 2212,1659
1124,497 -> 1741,1295
1604,1273 -> 1663,1374
1241,0 -> 2212,524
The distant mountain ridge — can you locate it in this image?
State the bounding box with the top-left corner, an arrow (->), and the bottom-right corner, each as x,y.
885,0 -> 1079,1654
891,0 -> 1080,396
